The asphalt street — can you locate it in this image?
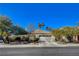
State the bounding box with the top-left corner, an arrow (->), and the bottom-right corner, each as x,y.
0,47 -> 79,56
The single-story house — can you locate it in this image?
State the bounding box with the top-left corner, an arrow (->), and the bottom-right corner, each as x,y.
31,29 -> 55,43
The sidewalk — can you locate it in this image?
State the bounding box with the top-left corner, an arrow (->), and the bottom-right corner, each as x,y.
0,42 -> 79,48
0,43 -> 56,48
52,42 -> 79,47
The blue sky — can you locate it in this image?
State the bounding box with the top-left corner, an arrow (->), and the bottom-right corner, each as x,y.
0,3 -> 79,29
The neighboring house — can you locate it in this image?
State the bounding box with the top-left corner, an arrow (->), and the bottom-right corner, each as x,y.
60,27 -> 79,43
72,27 -> 79,42
31,29 -> 55,43
73,35 -> 79,42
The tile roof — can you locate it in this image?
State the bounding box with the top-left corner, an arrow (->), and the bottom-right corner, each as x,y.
31,29 -> 51,34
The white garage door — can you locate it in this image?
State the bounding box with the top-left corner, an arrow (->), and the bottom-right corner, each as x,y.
39,37 -> 51,43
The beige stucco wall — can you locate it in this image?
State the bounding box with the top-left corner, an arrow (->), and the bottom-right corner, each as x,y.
73,35 -> 79,42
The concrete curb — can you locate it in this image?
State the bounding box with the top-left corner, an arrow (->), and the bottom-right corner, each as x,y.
0,44 -> 79,48
1,42 -> 79,48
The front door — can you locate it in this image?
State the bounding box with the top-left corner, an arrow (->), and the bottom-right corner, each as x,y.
77,35 -> 79,42
67,36 -> 73,42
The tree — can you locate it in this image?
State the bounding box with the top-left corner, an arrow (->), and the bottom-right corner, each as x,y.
27,24 -> 35,33
58,27 -> 74,42
0,16 -> 13,43
60,27 -> 74,36
0,16 -> 13,36
52,27 -> 75,42
72,27 -> 79,36
52,29 -> 63,41
38,22 -> 45,29
12,25 -> 28,35
74,22 -> 79,35
76,22 -> 79,26
46,26 -> 53,31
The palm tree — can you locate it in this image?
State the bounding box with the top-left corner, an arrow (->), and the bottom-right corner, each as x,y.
38,22 -> 45,29
46,26 -> 53,31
